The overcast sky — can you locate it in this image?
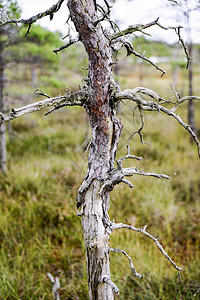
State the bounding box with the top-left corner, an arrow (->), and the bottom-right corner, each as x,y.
17,0 -> 200,43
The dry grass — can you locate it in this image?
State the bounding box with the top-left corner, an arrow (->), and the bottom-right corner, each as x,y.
0,44 -> 200,299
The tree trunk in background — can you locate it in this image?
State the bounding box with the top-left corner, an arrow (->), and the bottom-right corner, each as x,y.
188,43 -> 196,135
0,40 -> 7,172
68,1 -> 119,298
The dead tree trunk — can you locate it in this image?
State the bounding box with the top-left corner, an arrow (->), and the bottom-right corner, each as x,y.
0,37 -> 7,172
1,1 -> 198,299
68,1 -> 119,298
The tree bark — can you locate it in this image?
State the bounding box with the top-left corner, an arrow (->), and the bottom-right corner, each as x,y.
67,1 -> 119,298
81,180 -> 113,299
0,35 -> 7,172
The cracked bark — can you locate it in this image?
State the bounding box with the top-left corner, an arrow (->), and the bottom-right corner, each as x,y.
1,1 -> 198,298
67,1 -> 118,298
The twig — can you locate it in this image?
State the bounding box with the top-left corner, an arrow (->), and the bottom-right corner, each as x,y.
102,276 -> 119,294
114,89 -> 200,157
53,34 -> 79,54
47,273 -> 60,300
112,223 -> 182,273
123,167 -> 170,179
123,42 -> 166,76
175,27 -> 190,69
0,0 -> 65,28
24,24 -> 32,37
128,107 -> 151,147
35,88 -> 50,98
116,145 -> 142,171
110,18 -> 162,41
110,248 -> 143,279
168,0 -> 179,4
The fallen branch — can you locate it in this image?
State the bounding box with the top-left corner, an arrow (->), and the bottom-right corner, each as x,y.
47,273 -> 60,300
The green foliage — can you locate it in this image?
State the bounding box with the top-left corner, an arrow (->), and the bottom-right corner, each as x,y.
170,60 -> 187,69
6,25 -> 63,65
20,25 -> 62,46
0,0 -> 21,20
0,0 -> 21,47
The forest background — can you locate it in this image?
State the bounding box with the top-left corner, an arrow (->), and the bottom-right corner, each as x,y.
0,0 -> 200,298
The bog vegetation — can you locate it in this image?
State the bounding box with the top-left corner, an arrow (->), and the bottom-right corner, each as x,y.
0,31 -> 200,299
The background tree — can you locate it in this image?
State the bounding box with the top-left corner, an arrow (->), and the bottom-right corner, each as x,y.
7,24 -> 63,87
0,0 -> 200,299
167,0 -> 200,135
0,0 -> 63,171
0,0 -> 21,171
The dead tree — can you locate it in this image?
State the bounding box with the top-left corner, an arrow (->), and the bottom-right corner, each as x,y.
168,0 -> 200,134
0,0 -> 200,299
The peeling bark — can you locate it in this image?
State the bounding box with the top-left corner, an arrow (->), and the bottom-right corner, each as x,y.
81,180 -> 113,299
67,1 -> 119,298
0,1 -> 195,298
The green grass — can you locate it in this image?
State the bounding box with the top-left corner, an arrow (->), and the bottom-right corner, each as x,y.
1,44 -> 200,299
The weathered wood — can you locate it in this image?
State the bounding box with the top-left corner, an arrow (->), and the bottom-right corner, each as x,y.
67,1 -> 119,298
81,180 -> 114,299
1,1 -> 197,298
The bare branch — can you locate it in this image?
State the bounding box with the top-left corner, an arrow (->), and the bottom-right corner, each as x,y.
128,107 -> 151,147
35,88 -> 50,98
114,89 -> 200,157
178,95 -> 200,105
110,248 -> 143,279
116,146 -> 142,171
123,167 -> 170,179
112,223 -> 182,273
102,277 -> 119,294
131,87 -> 165,102
0,90 -> 88,124
175,27 -> 190,68
167,0 -> 179,4
99,165 -> 169,197
123,42 -> 166,76
93,0 -> 112,26
47,273 -> 60,300
0,0 -> 65,28
54,29 -> 79,54
24,24 -> 32,37
109,18 -> 162,41
53,36 -> 79,54
109,17 -> 190,71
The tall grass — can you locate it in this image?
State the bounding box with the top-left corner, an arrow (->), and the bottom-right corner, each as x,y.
0,45 -> 200,299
